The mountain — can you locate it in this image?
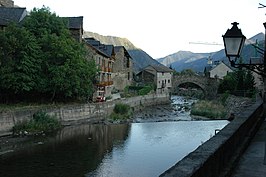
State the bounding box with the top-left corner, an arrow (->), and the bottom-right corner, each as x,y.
157,33 -> 265,73
247,32 -> 264,44
157,51 -> 215,72
83,31 -> 160,72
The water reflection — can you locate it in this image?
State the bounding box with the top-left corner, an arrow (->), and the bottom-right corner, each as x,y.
0,124 -> 130,177
0,96 -> 229,177
86,121 -> 228,177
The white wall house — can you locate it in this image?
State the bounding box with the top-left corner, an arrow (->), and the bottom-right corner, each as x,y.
209,62 -> 233,79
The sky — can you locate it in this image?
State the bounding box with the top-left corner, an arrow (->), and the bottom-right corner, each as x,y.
14,0 -> 266,59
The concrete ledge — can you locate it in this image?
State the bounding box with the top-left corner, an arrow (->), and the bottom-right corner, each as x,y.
160,99 -> 264,177
0,93 -> 170,136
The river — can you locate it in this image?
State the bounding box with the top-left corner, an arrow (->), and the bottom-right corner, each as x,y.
0,96 -> 229,177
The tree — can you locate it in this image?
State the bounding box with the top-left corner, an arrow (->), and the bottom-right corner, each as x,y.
218,72 -> 237,93
218,68 -> 256,97
23,7 -> 97,101
180,69 -> 196,76
0,23 -> 41,102
0,7 -> 97,103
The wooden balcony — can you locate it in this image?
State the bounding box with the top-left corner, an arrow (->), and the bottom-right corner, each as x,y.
96,81 -> 113,87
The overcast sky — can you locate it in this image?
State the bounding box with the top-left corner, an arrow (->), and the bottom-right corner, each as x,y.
14,0 -> 266,59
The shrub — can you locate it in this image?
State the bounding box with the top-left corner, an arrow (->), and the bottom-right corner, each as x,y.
138,85 -> 153,95
111,103 -> 132,120
13,111 -> 61,134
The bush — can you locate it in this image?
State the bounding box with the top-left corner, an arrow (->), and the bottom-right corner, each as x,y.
138,85 -> 153,95
13,111 -> 61,134
111,103 -> 132,120
123,84 -> 154,98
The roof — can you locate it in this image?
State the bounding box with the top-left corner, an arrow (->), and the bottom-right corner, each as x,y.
84,38 -> 109,58
210,61 -> 232,72
63,16 -> 83,29
146,64 -> 174,73
0,6 -> 26,26
114,46 -> 132,58
85,38 -> 115,58
102,45 -> 114,58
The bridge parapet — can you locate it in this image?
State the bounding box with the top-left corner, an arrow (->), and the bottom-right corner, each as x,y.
172,75 -> 220,99
160,99 -> 264,177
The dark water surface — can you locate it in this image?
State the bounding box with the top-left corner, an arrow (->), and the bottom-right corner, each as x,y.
0,120 -> 228,177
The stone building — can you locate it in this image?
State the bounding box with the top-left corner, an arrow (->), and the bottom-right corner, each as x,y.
0,6 -> 26,30
112,46 -> 133,91
0,0 -> 14,7
63,16 -> 83,42
137,64 -> 173,94
85,38 -> 115,101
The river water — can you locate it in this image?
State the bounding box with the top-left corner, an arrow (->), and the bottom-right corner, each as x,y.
0,96 -> 229,177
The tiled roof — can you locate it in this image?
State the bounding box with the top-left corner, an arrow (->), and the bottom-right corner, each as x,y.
0,6 -> 26,26
63,16 -> 83,29
148,64 -> 173,73
85,38 -> 115,58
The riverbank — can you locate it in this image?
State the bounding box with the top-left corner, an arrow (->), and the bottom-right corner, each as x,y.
0,95 -> 253,156
0,93 -> 170,136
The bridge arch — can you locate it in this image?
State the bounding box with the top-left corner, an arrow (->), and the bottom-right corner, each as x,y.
172,75 -> 220,99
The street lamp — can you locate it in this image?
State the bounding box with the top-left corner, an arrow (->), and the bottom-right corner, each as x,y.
223,22 -> 266,165
222,22 -> 266,77
222,22 -> 246,66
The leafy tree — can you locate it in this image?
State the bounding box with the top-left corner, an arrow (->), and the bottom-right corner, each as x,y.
218,72 -> 237,93
0,7 -> 97,102
22,7 -> 97,101
180,69 -> 196,76
0,23 -> 41,102
218,68 -> 256,97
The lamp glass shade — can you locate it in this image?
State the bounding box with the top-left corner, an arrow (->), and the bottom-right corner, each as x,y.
223,37 -> 245,57
222,22 -> 246,59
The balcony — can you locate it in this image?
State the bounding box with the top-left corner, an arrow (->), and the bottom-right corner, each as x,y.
96,81 -> 113,87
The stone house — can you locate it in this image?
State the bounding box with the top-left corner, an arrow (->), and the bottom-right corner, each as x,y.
112,46 -> 133,91
0,6 -> 27,30
85,38 -> 115,101
204,61 -> 233,79
137,64 -> 173,94
63,16 -> 83,42
0,6 -> 83,43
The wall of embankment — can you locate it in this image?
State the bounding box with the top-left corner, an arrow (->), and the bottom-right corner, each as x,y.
160,98 -> 264,177
0,93 -> 170,136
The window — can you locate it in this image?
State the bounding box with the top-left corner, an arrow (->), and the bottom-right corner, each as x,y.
168,79 -> 170,83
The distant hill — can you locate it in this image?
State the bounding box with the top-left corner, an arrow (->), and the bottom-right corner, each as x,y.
83,31 -> 161,72
157,33 -> 265,73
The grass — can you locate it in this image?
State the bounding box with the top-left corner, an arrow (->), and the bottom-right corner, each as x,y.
191,100 -> 227,119
13,111 -> 61,135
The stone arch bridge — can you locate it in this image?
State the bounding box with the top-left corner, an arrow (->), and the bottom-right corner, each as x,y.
172,75 -> 220,99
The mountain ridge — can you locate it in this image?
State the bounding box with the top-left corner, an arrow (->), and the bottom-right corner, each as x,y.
157,33 -> 265,72
83,31 -> 264,73
83,31 -> 160,72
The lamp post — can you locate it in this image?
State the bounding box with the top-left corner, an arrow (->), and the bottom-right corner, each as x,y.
223,22 -> 266,165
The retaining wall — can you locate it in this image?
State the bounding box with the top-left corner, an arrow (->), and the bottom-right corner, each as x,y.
160,99 -> 264,177
0,93 -> 170,136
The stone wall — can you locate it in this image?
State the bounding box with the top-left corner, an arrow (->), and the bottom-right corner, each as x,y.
160,99 -> 264,177
0,93 -> 170,136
